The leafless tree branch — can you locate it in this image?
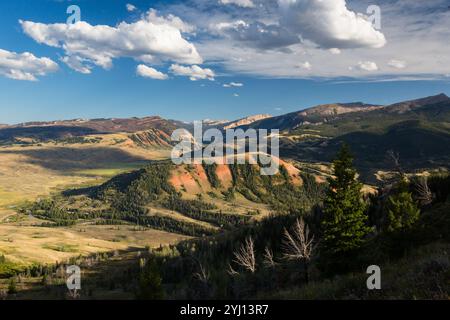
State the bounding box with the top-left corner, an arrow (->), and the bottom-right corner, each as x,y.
282,218 -> 315,262
193,262 -> 210,283
233,236 -> 256,273
386,150 -> 405,178
414,176 -> 433,205
227,263 -> 239,276
263,246 -> 276,268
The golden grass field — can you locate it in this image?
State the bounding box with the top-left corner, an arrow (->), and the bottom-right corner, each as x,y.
0,137 -> 182,266
0,135 -> 171,209
0,224 -> 188,265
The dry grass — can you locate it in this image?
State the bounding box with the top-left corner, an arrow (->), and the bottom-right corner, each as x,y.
0,223 -> 188,265
0,141 -> 171,209
146,206 -> 218,230
0,141 -> 183,266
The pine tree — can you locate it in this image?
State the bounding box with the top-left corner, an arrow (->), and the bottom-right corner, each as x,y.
385,179 -> 420,232
136,259 -> 164,300
8,277 -> 17,295
321,144 -> 371,261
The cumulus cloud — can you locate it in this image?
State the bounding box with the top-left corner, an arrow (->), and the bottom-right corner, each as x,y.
136,64 -> 168,80
146,9 -> 196,34
170,64 -> 215,81
0,49 -> 58,81
212,20 -> 299,50
356,61 -> 378,71
20,9 -> 201,74
388,59 -> 407,69
279,0 -> 386,49
126,3 -> 137,12
13,0 -> 450,81
223,82 -> 243,87
219,0 -> 255,8
60,55 -> 92,74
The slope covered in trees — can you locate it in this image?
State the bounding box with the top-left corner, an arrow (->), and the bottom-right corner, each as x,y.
22,160 -> 324,237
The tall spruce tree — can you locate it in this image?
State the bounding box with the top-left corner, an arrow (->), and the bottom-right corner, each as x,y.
321,144 -> 371,259
385,179 -> 420,232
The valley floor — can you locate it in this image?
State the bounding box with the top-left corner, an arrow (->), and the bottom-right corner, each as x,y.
0,143 -> 184,268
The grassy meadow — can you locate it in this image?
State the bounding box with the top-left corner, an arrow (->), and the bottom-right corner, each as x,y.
0,139 -> 184,271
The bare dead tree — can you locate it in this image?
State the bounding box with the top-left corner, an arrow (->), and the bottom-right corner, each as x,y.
386,150 -> 405,178
193,262 -> 210,284
263,246 -> 276,268
233,236 -> 256,274
282,218 -> 315,261
414,176 -> 433,206
282,218 -> 315,282
227,263 -> 239,276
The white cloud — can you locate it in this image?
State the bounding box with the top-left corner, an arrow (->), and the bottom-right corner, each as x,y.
126,3 -> 137,12
60,55 -> 92,74
20,9 -> 201,74
223,82 -> 243,87
388,59 -> 407,69
233,93 -> 240,97
356,61 -> 378,71
279,0 -> 386,49
213,20 -> 249,32
329,48 -> 341,55
219,0 -> 255,8
124,0 -> 450,80
170,64 -> 215,81
146,9 -> 196,34
0,49 -> 58,81
136,64 -> 168,80
296,61 -> 312,70
13,0 -> 450,81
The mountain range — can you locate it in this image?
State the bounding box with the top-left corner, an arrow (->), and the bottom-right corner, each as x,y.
1,93 -> 449,180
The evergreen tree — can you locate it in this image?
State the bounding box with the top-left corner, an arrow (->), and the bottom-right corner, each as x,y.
385,179 -> 420,232
136,259 -> 164,300
320,144 -> 371,268
8,277 -> 17,295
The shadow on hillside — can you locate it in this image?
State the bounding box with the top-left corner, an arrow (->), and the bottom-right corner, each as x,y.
11,247 -> 144,300
0,146 -> 149,172
282,124 -> 450,183
0,126 -> 99,141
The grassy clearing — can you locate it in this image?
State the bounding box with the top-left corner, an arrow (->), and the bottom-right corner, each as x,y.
0,224 -> 189,265
73,161 -> 149,178
42,244 -> 80,253
0,143 -> 171,209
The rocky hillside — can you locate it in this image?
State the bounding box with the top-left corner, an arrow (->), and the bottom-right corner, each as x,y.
223,114 -> 273,129
0,116 -> 180,146
241,103 -> 381,131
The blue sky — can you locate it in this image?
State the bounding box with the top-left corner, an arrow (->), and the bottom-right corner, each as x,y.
0,0 -> 449,124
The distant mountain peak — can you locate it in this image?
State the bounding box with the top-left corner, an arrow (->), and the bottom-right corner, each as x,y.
386,93 -> 450,113
405,93 -> 449,104
298,102 -> 382,117
223,114 -> 273,129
